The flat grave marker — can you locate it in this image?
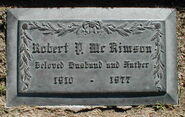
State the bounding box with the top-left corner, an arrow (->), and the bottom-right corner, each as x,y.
6,8 -> 177,107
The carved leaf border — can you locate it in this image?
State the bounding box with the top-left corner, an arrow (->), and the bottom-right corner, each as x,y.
19,26 -> 33,91
19,21 -> 165,91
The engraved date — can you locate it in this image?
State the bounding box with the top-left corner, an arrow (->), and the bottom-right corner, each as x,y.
54,76 -> 73,84
110,75 -> 131,84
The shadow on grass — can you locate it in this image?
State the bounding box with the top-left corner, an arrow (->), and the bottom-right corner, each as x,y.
0,77 -> 6,96
0,0 -> 185,7
65,106 -> 133,113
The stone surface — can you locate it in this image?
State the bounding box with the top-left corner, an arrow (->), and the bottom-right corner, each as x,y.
6,8 -> 177,107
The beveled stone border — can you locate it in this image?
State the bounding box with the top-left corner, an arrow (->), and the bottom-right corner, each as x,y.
6,8 -> 177,107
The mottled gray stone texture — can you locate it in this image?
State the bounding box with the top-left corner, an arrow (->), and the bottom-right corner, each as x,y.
6,8 -> 177,107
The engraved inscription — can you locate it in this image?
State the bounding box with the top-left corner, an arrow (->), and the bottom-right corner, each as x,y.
54,76 -> 73,85
32,43 -> 68,54
18,21 -> 165,93
110,75 -> 131,84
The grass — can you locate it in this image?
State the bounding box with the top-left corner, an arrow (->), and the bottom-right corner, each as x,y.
152,103 -> 166,111
0,84 -> 5,95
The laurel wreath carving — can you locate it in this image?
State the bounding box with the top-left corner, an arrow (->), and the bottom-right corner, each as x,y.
19,21 -> 165,91
150,30 -> 165,91
19,24 -> 33,91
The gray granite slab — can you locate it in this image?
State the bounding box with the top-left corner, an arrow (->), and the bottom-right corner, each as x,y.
6,8 -> 178,107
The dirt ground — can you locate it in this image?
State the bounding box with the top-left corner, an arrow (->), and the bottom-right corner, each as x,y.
0,7 -> 185,117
